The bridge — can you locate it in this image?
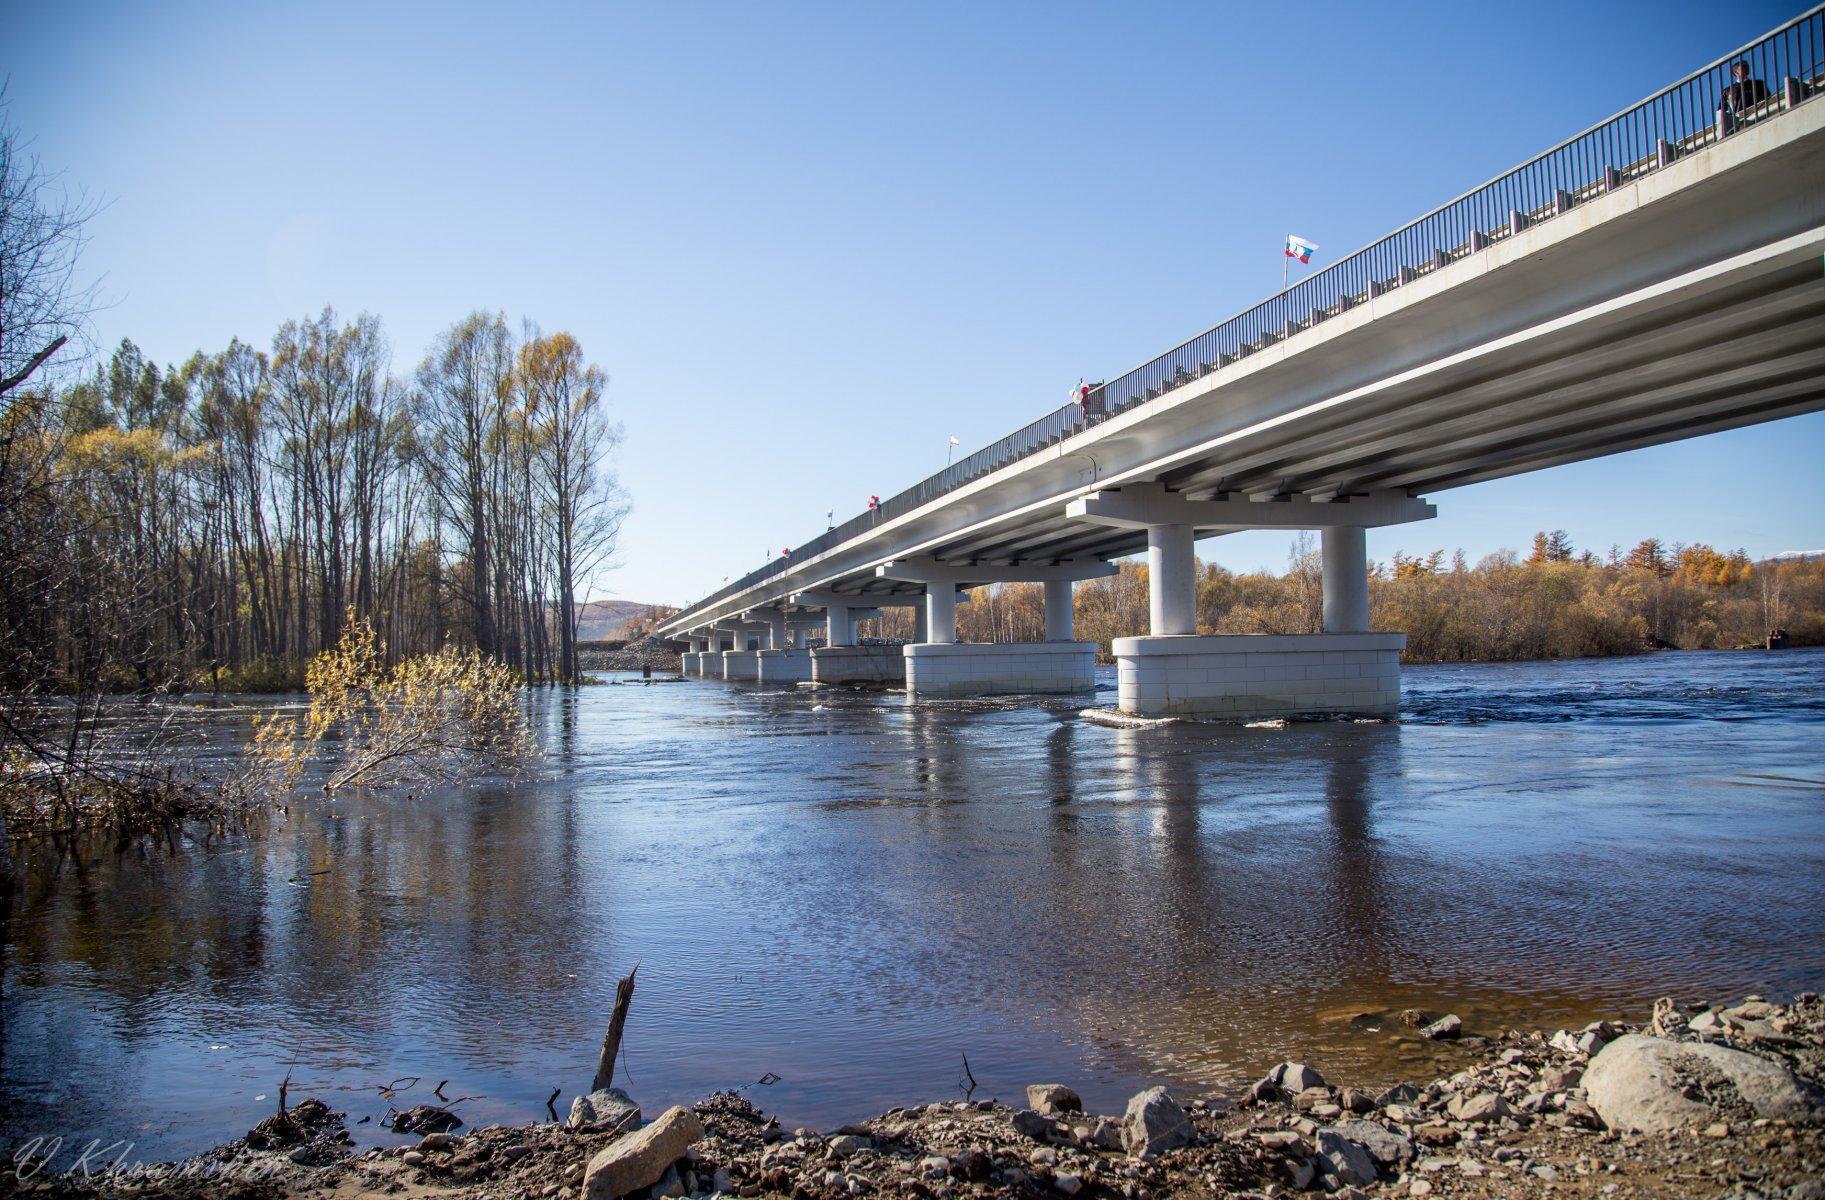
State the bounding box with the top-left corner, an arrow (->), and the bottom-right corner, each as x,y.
661,9 -> 1825,717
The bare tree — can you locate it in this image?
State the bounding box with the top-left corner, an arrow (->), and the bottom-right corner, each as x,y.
0,93 -> 95,399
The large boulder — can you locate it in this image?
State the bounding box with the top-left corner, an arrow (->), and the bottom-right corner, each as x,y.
583,1105 -> 704,1200
1250,1060 -> 1326,1100
1122,1087 -> 1192,1158
1026,1084 -> 1083,1117
1324,1119 -> 1412,1166
1583,1034 -> 1825,1133
1315,1127 -> 1378,1186
568,1087 -> 641,1130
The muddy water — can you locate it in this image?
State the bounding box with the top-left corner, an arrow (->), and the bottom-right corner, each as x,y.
3,648 -> 1822,1160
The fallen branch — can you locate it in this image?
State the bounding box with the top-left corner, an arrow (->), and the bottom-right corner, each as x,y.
592,964 -> 638,1092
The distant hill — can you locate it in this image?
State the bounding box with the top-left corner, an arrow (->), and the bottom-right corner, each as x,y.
575,600 -> 677,642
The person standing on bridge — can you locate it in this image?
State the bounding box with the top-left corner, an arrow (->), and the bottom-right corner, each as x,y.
1074,377 -> 1106,425
1722,60 -> 1771,132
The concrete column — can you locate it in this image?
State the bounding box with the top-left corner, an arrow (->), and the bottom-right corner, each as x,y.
1147,523 -> 1196,636
914,602 -> 928,644
1044,579 -> 1074,642
826,603 -> 853,647
1322,526 -> 1370,633
766,609 -> 788,650
925,584 -> 957,645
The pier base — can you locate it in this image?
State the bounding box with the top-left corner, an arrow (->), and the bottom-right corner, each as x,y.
757,647 -> 813,684
721,649 -> 761,681
811,644 -> 906,686
1112,633 -> 1404,719
903,641 -> 1097,699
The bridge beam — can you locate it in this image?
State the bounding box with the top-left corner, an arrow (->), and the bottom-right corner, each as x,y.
1065,483 -> 1435,530
874,557 -> 1118,585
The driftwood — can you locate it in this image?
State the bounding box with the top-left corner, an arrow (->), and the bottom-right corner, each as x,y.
592,965 -> 638,1092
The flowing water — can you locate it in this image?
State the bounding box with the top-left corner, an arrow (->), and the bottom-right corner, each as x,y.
4,648 -> 1824,1161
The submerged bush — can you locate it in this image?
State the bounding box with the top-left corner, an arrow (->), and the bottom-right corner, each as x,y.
252,613 -> 537,794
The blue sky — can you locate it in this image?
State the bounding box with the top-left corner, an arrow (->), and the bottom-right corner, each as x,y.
8,0 -> 1821,605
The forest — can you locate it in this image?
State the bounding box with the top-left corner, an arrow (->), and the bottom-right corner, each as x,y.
862,532 -> 1824,662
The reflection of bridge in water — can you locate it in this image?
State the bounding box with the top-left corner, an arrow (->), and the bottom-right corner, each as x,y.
669,10 -> 1825,718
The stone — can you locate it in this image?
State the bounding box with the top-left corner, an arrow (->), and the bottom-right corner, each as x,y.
1285,1156 -> 1316,1189
569,1087 -> 642,1130
1582,1034 -> 1825,1133
1541,1064 -> 1582,1092
1054,1173 -> 1084,1195
1420,1014 -> 1462,1041
652,1165 -> 685,1198
1446,1092 -> 1514,1123
1378,1082 -> 1422,1106
1255,1130 -> 1304,1150
1316,1127 -> 1378,1186
953,1148 -> 991,1181
401,1150 -> 426,1166
1326,1119 -> 1413,1166
1122,1086 -> 1193,1158
827,1133 -> 870,1156
390,1105 -> 463,1134
1011,1110 -> 1059,1142
583,1105 -> 705,1200
1279,1061 -> 1327,1092
1397,1009 -> 1429,1027
418,1133 -> 456,1152
1650,997 -> 1688,1038
1089,1118 -> 1125,1151
1026,1084 -> 1083,1117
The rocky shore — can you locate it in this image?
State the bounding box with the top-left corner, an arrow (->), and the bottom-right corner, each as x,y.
18,995 -> 1824,1200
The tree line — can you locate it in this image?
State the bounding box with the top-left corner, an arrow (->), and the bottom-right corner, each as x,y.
857,532 -> 1823,662
4,314 -> 625,700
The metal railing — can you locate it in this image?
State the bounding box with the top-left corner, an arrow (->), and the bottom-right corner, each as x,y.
673,7 -> 1824,626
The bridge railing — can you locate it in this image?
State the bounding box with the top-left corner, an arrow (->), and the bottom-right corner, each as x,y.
674,7 -> 1824,625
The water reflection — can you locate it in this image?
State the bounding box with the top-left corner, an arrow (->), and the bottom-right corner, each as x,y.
4,650 -> 1825,1160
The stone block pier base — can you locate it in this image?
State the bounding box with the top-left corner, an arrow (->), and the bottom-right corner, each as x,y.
721,649 -> 761,681
757,647 -> 812,684
1112,633 -> 1404,718
811,645 -> 906,686
903,642 -> 1097,699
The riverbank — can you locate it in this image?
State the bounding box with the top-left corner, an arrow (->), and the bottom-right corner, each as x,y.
19,993 -> 1822,1200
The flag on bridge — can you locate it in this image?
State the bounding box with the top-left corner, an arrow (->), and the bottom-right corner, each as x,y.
1285,235 -> 1319,264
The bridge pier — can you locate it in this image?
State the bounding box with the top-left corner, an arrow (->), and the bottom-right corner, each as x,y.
879,559 -> 1110,699
721,648 -> 762,680
1067,486 -> 1432,719
757,647 -> 813,683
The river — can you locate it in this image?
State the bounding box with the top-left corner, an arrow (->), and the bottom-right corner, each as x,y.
3,648 -> 1823,1161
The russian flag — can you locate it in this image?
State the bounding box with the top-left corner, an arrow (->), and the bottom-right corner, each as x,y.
1285,235 -> 1319,264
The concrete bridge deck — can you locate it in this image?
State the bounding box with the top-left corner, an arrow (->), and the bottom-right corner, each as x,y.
665,10 -> 1825,716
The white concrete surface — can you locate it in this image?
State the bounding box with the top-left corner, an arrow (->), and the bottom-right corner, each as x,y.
904,641 -> 1097,698
1147,523 -> 1196,636
1322,526 -> 1370,633
1112,632 -> 1404,718
1044,579 -> 1074,641
925,585 -> 957,645
757,647 -> 812,684
811,644 -> 906,685
722,649 -> 761,680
